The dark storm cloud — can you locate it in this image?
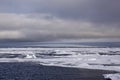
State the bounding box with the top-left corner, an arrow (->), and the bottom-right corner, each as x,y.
0,0 -> 120,41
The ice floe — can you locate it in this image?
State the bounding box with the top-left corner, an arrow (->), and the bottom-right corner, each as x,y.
0,48 -> 120,72
104,73 -> 120,80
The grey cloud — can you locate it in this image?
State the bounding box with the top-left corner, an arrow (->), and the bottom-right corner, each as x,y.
0,13 -> 120,41
0,0 -> 120,41
0,0 -> 120,23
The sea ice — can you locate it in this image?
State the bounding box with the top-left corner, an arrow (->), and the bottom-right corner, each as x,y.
0,48 -> 120,72
104,73 -> 120,80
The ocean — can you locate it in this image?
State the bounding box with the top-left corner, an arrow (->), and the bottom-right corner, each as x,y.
0,42 -> 120,48
0,42 -> 120,80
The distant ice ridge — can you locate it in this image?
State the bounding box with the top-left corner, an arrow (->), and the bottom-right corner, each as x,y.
0,48 -> 120,73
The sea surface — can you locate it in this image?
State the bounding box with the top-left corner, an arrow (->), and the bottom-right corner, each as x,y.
0,42 -> 120,48
0,42 -> 120,80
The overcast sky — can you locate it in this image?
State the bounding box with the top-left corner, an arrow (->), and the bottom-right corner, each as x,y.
0,0 -> 120,42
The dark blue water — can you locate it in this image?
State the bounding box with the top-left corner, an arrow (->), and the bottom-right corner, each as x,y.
0,42 -> 120,48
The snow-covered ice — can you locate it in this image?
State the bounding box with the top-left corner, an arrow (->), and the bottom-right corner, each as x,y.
104,73 -> 120,80
0,48 -> 120,71
0,48 -> 120,80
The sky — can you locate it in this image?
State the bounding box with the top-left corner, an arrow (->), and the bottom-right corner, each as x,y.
0,0 -> 120,42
